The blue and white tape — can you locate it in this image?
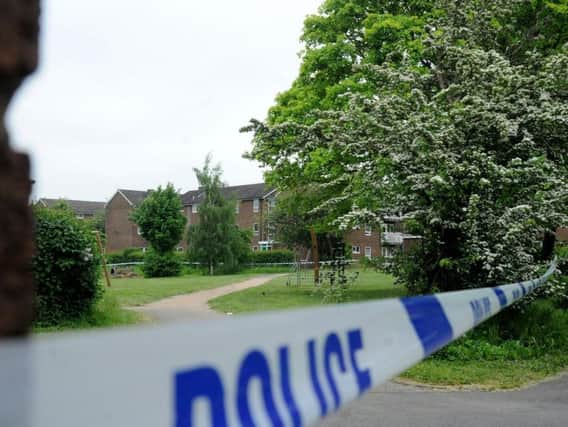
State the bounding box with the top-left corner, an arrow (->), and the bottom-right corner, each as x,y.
0,261 -> 557,427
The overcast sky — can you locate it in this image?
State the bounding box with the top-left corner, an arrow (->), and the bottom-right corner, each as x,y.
7,0 -> 322,201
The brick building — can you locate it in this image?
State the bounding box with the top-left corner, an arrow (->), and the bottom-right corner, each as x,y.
105,184 -> 278,253
105,190 -> 150,253
104,182 -> 424,259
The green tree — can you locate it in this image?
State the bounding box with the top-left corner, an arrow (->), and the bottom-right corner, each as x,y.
187,157 -> 251,274
245,0 -> 568,293
130,184 -> 186,277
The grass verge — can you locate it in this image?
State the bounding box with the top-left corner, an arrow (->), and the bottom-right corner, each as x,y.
209,269 -> 403,313
401,355 -> 568,390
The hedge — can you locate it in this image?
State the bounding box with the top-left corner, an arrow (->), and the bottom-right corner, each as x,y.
33,207 -> 103,326
249,249 -> 294,264
142,250 -> 183,278
106,248 -> 145,264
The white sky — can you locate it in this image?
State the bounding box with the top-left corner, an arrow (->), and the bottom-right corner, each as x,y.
7,0 -> 322,202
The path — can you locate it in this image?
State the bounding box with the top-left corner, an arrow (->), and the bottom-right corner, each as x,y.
316,373 -> 568,427
133,274 -> 283,322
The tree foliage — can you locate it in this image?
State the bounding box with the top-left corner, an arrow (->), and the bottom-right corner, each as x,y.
33,207 -> 103,326
187,156 -> 251,274
245,0 -> 568,293
130,184 -> 187,254
131,184 -> 186,277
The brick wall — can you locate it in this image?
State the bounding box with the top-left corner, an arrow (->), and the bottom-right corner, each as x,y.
236,199 -> 265,249
105,192 -> 149,253
344,228 -> 381,259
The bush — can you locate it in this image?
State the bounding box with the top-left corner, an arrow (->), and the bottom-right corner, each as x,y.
33,207 -> 103,326
249,249 -> 294,264
142,250 -> 183,278
106,248 -> 145,264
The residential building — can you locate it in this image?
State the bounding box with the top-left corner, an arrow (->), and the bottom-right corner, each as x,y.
105,190 -> 151,253
105,182 -> 426,258
182,183 -> 277,251
36,198 -> 105,220
105,184 -> 278,253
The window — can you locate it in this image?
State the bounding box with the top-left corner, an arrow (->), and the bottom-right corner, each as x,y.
141,247 -> 147,253
260,242 -> 272,251
192,204 -> 198,213
253,246 -> 259,251
137,227 -> 142,236
253,198 -> 260,213
382,246 -> 394,258
365,247 -> 372,258
352,245 -> 360,255
253,223 -> 259,235
364,225 -> 372,236
235,201 -> 239,214
176,247 -> 184,252
382,223 -> 394,233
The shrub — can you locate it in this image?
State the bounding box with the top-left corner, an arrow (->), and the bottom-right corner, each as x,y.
142,250 -> 183,278
249,249 -> 294,264
33,207 -> 103,326
106,248 -> 145,264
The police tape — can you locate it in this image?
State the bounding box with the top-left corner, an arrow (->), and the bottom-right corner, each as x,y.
0,260 -> 558,427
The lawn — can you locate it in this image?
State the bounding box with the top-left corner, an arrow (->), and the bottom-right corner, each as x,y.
209,268 -> 405,314
109,272 -> 262,306
35,272 -> 269,332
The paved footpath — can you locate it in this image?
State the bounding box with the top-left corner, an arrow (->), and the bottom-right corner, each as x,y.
316,373 -> 568,427
132,274 -> 283,322
135,276 -> 567,427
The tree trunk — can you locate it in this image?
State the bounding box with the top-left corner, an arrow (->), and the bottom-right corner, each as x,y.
0,0 -> 40,337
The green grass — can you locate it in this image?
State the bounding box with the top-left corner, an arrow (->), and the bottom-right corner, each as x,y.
108,272 -> 263,306
401,355 -> 568,390
209,269 -> 404,314
34,294 -> 143,333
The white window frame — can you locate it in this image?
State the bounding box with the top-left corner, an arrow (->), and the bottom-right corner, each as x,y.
365,246 -> 372,258
192,204 -> 198,213
364,225 -> 372,236
253,223 -> 260,235
352,245 -> 360,255
382,223 -> 394,233
253,198 -> 260,213
381,246 -> 394,258
235,201 -> 240,214
137,227 -> 142,236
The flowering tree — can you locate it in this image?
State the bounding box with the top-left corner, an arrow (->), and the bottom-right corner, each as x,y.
244,0 -> 568,293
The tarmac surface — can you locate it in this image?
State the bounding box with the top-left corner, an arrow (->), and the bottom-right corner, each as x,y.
134,275 -> 568,427
316,372 -> 568,427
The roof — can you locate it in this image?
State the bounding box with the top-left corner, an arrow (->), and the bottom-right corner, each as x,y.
38,198 -> 105,216
117,189 -> 150,206
181,183 -> 274,206
181,189 -> 201,206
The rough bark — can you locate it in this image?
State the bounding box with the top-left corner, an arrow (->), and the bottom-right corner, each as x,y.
0,0 -> 40,337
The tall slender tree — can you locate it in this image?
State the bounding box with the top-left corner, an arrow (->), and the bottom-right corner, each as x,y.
187,156 -> 251,275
